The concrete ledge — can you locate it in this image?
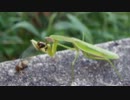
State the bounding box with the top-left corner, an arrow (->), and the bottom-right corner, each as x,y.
0,38 -> 130,86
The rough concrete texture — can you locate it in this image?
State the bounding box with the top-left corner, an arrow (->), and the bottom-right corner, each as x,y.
0,38 -> 130,86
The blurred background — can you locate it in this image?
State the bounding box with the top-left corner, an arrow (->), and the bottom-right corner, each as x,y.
0,12 -> 130,62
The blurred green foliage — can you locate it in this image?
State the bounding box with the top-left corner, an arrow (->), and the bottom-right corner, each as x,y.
0,12 -> 130,62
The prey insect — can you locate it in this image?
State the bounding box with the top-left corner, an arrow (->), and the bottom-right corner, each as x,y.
31,35 -> 121,81
15,60 -> 28,73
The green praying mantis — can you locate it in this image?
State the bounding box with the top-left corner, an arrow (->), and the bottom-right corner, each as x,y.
31,35 -> 121,81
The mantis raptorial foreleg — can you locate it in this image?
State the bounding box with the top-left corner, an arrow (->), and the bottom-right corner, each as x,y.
51,40 -> 58,56
45,40 -> 58,57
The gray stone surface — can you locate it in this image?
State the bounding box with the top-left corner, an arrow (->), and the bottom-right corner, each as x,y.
0,38 -> 130,86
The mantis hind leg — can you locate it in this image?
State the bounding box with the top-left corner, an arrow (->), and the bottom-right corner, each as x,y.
105,59 -> 123,81
82,51 -> 122,80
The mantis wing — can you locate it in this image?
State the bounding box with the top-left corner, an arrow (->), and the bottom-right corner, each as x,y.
50,35 -> 119,60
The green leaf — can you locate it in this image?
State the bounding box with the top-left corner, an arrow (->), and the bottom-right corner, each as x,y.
0,34 -> 23,44
54,21 -> 74,30
54,14 -> 93,43
40,31 -> 47,39
10,21 -> 40,37
67,14 -> 91,34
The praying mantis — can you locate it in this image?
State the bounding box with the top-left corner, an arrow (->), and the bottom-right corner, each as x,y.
31,35 -> 121,81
